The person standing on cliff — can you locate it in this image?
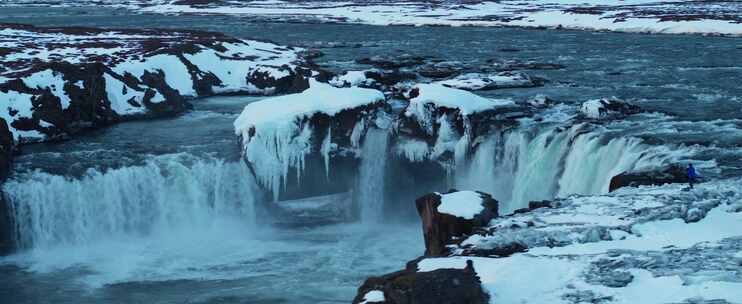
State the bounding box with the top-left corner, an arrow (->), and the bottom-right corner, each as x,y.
687,163 -> 698,189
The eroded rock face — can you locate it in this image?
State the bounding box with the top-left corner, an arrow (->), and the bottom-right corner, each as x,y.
416,191 -> 498,257
609,165 -> 688,192
353,259 -> 489,304
0,23 -> 311,144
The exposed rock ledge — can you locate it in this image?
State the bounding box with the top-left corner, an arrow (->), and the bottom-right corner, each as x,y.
0,23 -> 312,145
354,179 -> 742,303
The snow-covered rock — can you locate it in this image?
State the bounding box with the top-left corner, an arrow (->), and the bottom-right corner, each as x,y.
363,178 -> 742,303
103,0 -> 742,36
0,23 -> 310,143
234,80 -> 386,200
436,72 -> 542,91
396,83 -> 525,165
416,190 -> 498,256
580,97 -> 640,119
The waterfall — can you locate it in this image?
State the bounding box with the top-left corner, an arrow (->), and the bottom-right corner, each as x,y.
5,154 -> 261,250
457,124 -> 677,213
358,128 -> 390,223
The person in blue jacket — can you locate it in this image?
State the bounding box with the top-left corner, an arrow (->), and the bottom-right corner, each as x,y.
687,163 -> 698,189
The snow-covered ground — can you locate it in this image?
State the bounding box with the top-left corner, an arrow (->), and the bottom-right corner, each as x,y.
0,23 -> 306,143
20,0 -> 737,36
417,179 -> 742,303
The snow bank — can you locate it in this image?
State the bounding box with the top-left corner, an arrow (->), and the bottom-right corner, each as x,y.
234,80 -> 385,199
436,191 -> 486,220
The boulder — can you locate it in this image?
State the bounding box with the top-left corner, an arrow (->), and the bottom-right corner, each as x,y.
353,259 -> 489,304
609,165 -> 688,192
436,72 -> 542,91
416,190 -> 498,257
356,54 -> 430,69
580,97 -> 641,119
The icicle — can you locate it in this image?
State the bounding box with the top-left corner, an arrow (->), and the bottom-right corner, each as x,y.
320,126 -> 332,179
350,117 -> 366,148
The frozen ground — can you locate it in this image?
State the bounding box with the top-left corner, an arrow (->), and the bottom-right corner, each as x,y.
5,0 -> 739,36
420,179 -> 742,303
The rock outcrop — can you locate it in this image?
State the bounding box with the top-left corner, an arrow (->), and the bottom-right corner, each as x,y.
0,23 -> 311,144
234,81 -> 389,202
416,190 -> 498,257
353,259 -> 489,304
609,165 -> 689,192
580,97 -> 641,119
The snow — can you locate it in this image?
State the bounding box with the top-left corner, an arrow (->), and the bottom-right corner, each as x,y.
418,255 -> 583,304
0,90 -> 44,142
234,80 -> 385,199
1,24 -> 307,145
436,72 -> 535,91
22,70 -> 72,109
407,83 -> 511,118
360,290 -> 385,304
529,205 -> 742,256
112,54 -> 196,97
581,99 -> 606,119
103,73 -> 147,115
436,191 -> 486,220
330,70 -> 372,87
234,80 -> 383,130
134,1 -> 742,36
423,178 -> 742,303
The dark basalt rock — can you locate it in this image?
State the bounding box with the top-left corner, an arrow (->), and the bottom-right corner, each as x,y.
609,165 -> 688,192
357,54 -> 431,69
486,59 -> 566,72
416,190 -> 499,257
246,66 -> 311,95
353,259 -> 489,304
0,118 -> 12,255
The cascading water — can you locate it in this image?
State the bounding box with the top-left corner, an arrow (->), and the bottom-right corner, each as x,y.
457,124 -> 679,213
357,128 -> 390,223
5,153 -> 260,251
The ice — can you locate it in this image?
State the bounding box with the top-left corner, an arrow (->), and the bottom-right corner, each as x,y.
234,81 -> 385,199
394,138 -> 429,162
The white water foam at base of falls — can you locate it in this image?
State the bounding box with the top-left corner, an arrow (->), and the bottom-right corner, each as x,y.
1,153 -> 273,286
